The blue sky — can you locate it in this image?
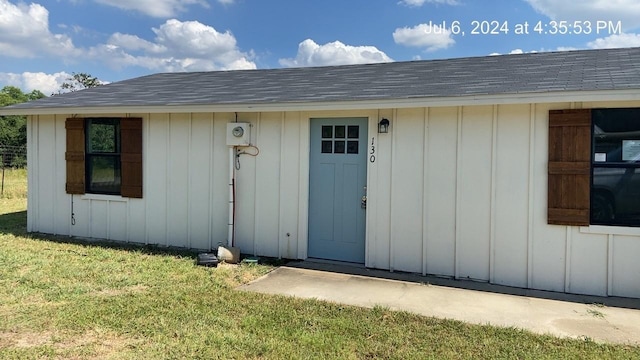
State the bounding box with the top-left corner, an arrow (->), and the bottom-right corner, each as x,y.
1,0 -> 639,95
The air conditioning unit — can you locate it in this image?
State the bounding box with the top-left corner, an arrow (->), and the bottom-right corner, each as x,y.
226,123 -> 251,146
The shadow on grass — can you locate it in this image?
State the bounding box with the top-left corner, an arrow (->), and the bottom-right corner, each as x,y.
0,208 -> 286,266
0,210 -> 27,235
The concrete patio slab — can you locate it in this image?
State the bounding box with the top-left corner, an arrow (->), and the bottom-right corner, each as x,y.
239,263 -> 640,345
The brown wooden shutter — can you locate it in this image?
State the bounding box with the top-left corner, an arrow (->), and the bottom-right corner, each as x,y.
548,109 -> 591,226
120,118 -> 143,198
65,118 -> 85,194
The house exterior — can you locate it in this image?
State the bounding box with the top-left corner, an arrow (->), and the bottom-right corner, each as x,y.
2,47 -> 640,299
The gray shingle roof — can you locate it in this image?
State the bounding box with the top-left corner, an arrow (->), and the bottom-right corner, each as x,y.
4,47 -> 640,112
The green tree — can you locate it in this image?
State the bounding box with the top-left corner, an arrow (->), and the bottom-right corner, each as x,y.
60,72 -> 102,93
0,86 -> 46,159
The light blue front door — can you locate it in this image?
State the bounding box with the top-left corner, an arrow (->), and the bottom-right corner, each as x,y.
309,118 -> 368,263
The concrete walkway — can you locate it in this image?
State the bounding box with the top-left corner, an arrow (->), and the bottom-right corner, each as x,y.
239,262 -> 640,345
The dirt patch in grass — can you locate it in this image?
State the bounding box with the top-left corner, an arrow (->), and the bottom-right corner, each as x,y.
0,329 -> 138,358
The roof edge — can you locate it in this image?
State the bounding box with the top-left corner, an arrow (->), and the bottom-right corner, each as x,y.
2,89 -> 639,116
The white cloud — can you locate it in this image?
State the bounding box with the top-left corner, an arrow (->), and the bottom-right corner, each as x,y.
92,19 -> 256,72
94,0 -> 209,18
489,49 -> 539,56
399,0 -> 458,6
524,0 -> 640,30
279,39 -> 393,67
587,33 -> 640,48
0,0 -> 80,58
0,0 -> 254,73
0,71 -> 72,95
393,24 -> 455,51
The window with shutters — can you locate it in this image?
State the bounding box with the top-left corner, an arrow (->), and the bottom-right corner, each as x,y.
548,108 -> 640,227
65,117 -> 142,198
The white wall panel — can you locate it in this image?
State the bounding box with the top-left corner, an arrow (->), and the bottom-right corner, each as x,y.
109,201 -> 127,241
189,113 -> 213,250
146,114 -> 169,246
279,112 -> 302,258
254,112 -> 282,257
456,106 -> 493,281
493,105 -> 530,287
89,200 -> 108,239
36,116 -> 55,234
369,109 -> 393,270
390,108 -> 424,273
569,228 -> 608,296
424,107 -> 457,277
211,114 -> 231,249
611,236 -> 640,298
53,116 -> 70,236
167,113 -> 190,248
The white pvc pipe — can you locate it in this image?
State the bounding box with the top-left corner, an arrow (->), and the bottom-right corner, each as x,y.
228,146 -> 235,247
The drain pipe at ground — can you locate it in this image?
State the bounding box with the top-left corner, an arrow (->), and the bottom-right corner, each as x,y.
218,145 -> 241,263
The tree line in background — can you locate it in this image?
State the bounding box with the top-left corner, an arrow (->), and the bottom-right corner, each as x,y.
0,73 -> 101,168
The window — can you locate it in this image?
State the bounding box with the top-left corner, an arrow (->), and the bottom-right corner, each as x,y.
320,125 -> 359,154
591,109 -> 640,226
86,118 -> 121,194
548,108 -> 640,227
65,117 -> 143,198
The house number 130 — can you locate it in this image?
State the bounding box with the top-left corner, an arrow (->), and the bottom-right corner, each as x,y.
369,137 -> 376,163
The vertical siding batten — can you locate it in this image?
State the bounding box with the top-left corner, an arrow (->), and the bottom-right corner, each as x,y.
187,113 -> 192,248
208,113 -> 215,250
489,105 -> 498,283
26,116 -> 33,232
365,113 -> 377,267
607,234 -> 614,296
454,107 -> 462,279
421,107 -> 429,276
389,108 -> 397,272
53,115 -> 57,235
165,114 -> 170,246
297,114 -> 310,259
565,226 -> 572,292
143,114 -> 150,244
278,112 -> 286,258
527,104 -> 536,288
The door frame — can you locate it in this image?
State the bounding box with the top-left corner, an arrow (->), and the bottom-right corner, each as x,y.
297,110 -> 378,265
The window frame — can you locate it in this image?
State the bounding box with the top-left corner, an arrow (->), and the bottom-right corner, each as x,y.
85,118 -> 122,196
590,108 -> 640,227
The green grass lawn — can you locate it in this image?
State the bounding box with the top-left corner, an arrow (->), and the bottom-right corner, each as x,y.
1,197 -> 640,359
0,168 -> 27,199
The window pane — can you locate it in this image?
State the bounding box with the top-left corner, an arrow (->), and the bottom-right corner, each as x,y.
334,141 -> 345,154
88,119 -> 119,153
593,108 -> 640,163
348,126 -> 359,139
88,155 -> 121,194
321,141 -> 332,154
592,167 -> 640,226
335,126 -> 345,139
322,126 -> 333,139
347,141 -> 358,154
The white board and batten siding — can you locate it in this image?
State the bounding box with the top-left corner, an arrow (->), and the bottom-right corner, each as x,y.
27,102 -> 640,298
27,112 -> 307,259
